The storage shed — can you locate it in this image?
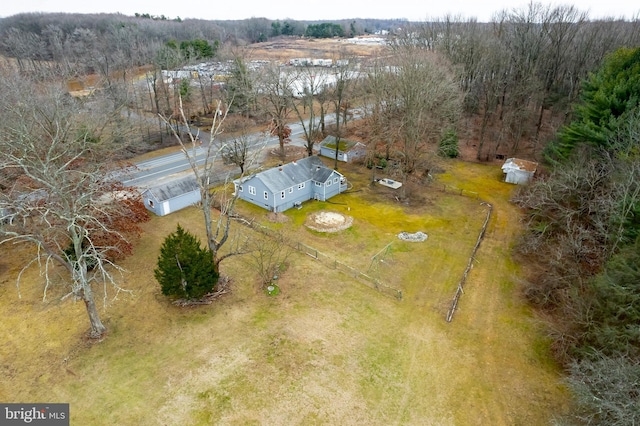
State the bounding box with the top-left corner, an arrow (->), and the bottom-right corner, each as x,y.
319,136 -> 367,163
501,158 -> 538,185
141,176 -> 201,216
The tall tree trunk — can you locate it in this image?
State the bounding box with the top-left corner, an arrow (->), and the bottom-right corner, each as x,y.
81,285 -> 106,338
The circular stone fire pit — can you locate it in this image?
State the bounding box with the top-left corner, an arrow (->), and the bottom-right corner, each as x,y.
305,210 -> 353,233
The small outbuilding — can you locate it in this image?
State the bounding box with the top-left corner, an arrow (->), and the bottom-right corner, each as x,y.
319,136 -> 367,163
501,158 -> 538,185
141,176 -> 201,216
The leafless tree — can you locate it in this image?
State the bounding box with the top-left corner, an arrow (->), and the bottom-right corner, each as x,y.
162,98 -> 264,276
244,229 -> 293,287
567,352 -> 640,425
0,73 -> 138,338
218,122 -> 257,174
257,63 -> 296,161
328,55 -> 357,170
383,46 -> 463,192
291,64 -> 329,157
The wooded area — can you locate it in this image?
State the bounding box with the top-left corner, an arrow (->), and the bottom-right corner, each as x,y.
1,4 -> 639,423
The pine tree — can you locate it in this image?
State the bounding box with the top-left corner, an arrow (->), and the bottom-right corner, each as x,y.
546,47 -> 640,162
154,224 -> 219,300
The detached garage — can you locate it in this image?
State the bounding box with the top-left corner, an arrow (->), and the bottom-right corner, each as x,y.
141,176 -> 201,216
501,158 -> 538,185
319,136 -> 366,163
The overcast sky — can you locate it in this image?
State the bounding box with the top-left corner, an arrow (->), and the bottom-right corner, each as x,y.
1,0 -> 637,22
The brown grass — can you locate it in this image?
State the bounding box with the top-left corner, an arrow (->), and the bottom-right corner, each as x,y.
243,37 -> 385,63
0,160 -> 570,424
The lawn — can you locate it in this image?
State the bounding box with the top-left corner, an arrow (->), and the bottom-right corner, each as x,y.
0,159 -> 570,424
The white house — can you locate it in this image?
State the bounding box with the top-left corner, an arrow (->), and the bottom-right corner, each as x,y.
501,158 -> 538,184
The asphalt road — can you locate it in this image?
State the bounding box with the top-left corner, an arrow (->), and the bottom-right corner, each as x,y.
119,112 -> 347,189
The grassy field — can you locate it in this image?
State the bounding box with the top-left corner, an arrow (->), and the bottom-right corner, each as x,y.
0,159 -> 570,424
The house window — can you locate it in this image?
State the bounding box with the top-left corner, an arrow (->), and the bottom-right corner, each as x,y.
315,182 -> 322,187
289,187 -> 293,194
334,177 -> 339,184
249,186 -> 256,195
148,199 -> 155,208
239,185 -> 244,192
281,191 -> 285,199
298,182 -> 305,190
326,180 -> 332,186
264,191 -> 269,200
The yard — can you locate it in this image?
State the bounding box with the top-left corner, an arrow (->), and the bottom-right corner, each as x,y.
0,159 -> 570,424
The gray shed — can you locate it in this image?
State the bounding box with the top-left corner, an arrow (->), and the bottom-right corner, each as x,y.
319,136 -> 366,163
141,176 -> 201,216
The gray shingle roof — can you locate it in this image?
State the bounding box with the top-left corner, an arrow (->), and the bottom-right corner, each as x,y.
145,176 -> 200,202
253,156 -> 333,193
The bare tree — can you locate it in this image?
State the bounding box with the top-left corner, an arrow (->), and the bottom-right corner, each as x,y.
327,54 -> 359,169
362,57 -> 396,176
162,98 -> 264,277
384,46 -> 463,192
0,73 -> 138,338
244,229 -> 293,288
567,353 -> 640,425
218,121 -> 258,174
258,63 -> 296,161
291,64 -> 329,157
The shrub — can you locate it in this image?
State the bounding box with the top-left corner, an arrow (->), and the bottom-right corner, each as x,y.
438,129 -> 459,158
154,224 -> 219,300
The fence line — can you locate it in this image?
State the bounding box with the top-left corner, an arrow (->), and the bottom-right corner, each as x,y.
445,201 -> 493,322
231,181 -> 491,309
230,214 -> 402,300
296,242 -> 403,300
434,183 -> 480,200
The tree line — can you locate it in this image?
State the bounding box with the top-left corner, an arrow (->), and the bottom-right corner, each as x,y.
396,5 -> 640,162
514,46 -> 640,424
0,12 -> 395,71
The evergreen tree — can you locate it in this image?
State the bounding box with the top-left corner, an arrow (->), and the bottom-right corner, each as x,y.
547,47 -> 640,162
583,236 -> 640,357
154,224 -> 219,300
438,129 -> 460,158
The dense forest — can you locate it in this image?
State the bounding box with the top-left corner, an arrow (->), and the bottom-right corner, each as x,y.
1,4 -> 639,423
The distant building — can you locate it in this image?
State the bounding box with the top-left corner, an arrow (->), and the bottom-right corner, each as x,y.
234,156 -> 347,212
141,176 -> 201,216
501,158 -> 538,184
319,136 -> 367,163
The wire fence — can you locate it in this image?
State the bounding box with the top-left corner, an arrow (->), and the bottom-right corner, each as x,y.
230,213 -> 403,301
445,201 -> 493,322
231,180 -> 492,311
433,183 -> 480,200
295,242 -> 403,300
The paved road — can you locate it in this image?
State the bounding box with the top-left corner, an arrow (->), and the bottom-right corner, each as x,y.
119,112 -> 350,188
